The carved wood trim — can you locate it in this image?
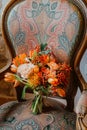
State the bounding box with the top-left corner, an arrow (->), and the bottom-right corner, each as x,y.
74,35 -> 87,90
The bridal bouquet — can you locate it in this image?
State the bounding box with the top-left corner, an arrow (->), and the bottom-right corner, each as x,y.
4,43 -> 71,114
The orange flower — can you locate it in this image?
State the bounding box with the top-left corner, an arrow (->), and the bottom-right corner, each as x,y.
58,63 -> 71,73
47,70 -> 56,79
13,80 -> 20,88
33,65 -> 39,73
12,53 -> 27,66
39,67 -> 49,83
49,54 -> 56,62
39,55 -> 50,64
10,64 -> 17,72
38,72 -> 42,78
4,73 -> 20,87
4,72 -> 16,83
57,72 -> 69,86
48,78 -> 58,86
47,61 -> 58,70
56,88 -> 66,97
34,45 -> 40,52
29,50 -> 37,59
28,73 -> 40,88
29,46 -> 40,60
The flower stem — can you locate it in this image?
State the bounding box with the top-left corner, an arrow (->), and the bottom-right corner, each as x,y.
32,94 -> 43,114
21,85 -> 28,99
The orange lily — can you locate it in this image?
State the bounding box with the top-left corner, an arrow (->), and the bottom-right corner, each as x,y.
12,53 -> 27,66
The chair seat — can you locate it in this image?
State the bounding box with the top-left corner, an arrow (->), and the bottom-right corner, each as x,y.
0,98 -> 76,130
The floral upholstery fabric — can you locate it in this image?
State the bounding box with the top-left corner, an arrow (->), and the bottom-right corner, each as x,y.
0,99 -> 76,130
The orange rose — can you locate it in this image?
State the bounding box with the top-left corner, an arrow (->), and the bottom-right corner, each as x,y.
48,78 -> 58,86
56,88 -> 66,97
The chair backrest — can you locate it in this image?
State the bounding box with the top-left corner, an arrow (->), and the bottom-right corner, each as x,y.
0,0 -> 12,75
1,0 -> 87,111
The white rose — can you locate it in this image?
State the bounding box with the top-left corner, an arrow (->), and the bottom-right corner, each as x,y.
17,63 -> 35,79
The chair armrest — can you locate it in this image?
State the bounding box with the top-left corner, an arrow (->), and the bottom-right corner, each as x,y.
0,95 -> 16,105
75,90 -> 87,130
76,90 -> 87,115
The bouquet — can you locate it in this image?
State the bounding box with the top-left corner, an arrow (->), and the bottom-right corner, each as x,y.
4,43 -> 71,114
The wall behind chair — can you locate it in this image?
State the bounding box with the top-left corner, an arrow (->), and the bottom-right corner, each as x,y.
0,0 -> 11,31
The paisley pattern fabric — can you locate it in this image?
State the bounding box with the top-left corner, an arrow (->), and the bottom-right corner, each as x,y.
7,0 -> 83,63
0,100 -> 53,130
0,100 -> 76,130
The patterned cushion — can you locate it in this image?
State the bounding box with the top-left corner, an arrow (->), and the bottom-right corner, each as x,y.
0,99 -> 76,130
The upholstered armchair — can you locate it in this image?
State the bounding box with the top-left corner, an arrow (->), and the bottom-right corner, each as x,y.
0,0 -> 86,129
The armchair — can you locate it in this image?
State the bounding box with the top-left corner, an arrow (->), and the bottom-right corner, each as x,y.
0,0 -> 86,129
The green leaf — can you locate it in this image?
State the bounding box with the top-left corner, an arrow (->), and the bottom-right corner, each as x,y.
39,50 -> 50,55
41,87 -> 49,95
15,75 -> 23,82
40,43 -> 47,51
15,75 -> 27,85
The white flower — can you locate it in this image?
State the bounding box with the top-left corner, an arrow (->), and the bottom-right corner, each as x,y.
17,63 -> 35,79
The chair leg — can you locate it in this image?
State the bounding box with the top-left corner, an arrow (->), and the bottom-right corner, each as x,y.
66,97 -> 74,112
